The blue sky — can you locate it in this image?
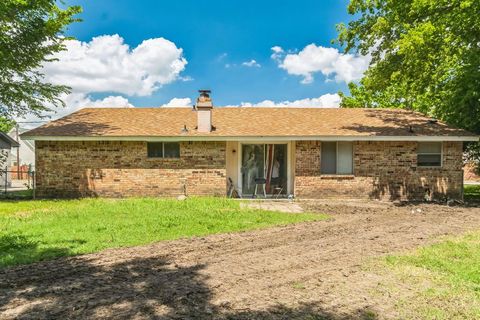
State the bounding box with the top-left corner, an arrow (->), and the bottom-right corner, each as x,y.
22,0 -> 371,124
58,0 -> 361,107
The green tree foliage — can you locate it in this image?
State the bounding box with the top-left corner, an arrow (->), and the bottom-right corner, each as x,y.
0,117 -> 15,132
0,0 -> 81,129
337,0 -> 480,161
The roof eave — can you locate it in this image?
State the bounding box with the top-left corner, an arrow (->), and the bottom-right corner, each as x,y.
0,132 -> 20,147
20,135 -> 480,142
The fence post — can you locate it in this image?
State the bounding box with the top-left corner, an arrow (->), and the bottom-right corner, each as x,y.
32,171 -> 36,200
4,168 -> 7,196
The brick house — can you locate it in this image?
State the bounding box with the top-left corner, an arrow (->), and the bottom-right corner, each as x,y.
22,91 -> 478,201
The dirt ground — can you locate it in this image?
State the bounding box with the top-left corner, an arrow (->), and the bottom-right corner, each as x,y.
1,201 -> 479,320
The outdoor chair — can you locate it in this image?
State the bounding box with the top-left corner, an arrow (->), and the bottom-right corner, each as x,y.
253,178 -> 267,198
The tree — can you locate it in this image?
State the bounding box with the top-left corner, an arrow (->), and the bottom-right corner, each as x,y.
337,0 -> 480,165
0,0 -> 81,128
0,117 -> 15,132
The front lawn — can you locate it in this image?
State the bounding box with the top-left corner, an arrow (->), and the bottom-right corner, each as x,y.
383,230 -> 480,319
0,197 -> 327,268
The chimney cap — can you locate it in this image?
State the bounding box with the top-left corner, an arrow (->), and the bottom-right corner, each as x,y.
198,89 -> 211,95
196,89 -> 213,109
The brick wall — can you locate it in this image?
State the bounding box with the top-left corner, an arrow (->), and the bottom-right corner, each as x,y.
36,141 -> 226,198
36,139 -> 464,201
294,141 -> 463,201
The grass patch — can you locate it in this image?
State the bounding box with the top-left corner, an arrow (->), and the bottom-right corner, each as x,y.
383,230 -> 480,319
0,189 -> 33,200
464,184 -> 480,202
291,282 -> 306,290
0,197 -> 327,268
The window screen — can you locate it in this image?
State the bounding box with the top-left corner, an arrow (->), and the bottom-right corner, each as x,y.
321,142 -> 353,174
163,142 -> 180,158
417,142 -> 441,167
321,142 -> 337,174
147,142 -> 180,158
337,142 -> 353,174
147,142 -> 163,158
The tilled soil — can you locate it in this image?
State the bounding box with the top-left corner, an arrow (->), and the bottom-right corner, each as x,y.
1,201 -> 479,319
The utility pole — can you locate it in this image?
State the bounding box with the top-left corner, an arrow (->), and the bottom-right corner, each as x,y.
15,123 -> 20,180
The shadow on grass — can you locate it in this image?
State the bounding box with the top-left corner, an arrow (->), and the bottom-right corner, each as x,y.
0,234 -> 72,268
0,254 -> 379,319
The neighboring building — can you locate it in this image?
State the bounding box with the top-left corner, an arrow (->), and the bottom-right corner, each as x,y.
0,132 -> 20,188
8,126 -> 35,169
464,161 -> 480,183
22,91 -> 478,201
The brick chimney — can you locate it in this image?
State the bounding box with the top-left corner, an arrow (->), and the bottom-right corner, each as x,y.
195,90 -> 213,133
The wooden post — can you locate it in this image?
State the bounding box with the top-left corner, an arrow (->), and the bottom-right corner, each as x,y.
4,168 -> 7,196
32,171 -> 37,200
32,171 -> 36,200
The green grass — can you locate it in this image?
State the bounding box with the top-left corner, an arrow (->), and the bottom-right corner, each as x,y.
0,189 -> 33,199
384,230 -> 480,319
464,184 -> 480,202
0,197 -> 327,268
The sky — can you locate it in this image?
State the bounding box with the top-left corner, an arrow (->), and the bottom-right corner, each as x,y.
21,0 -> 371,124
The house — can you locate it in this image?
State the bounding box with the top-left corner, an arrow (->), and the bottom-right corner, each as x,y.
8,126 -> 35,179
0,132 -> 20,188
8,126 -> 35,169
464,162 -> 480,183
22,91 -> 478,201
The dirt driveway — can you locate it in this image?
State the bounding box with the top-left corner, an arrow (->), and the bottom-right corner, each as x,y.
1,201 -> 479,319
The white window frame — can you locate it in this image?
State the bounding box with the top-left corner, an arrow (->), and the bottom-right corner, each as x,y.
321,141 -> 354,175
417,142 -> 443,168
237,141 -> 292,196
147,142 -> 180,159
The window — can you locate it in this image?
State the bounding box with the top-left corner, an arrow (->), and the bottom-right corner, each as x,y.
147,142 -> 180,158
163,142 -> 180,158
417,142 -> 442,167
147,142 -> 163,158
321,141 -> 353,174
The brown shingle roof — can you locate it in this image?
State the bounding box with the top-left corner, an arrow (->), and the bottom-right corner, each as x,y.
22,107 -> 477,139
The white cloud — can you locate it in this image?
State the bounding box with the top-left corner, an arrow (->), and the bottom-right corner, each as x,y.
270,46 -> 284,62
217,53 -> 228,61
241,59 -> 261,68
18,34 -> 191,128
18,93 -> 341,129
87,95 -> 133,108
273,44 -> 370,84
179,75 -> 194,82
161,97 -> 192,107
42,34 -> 188,96
225,93 -> 341,108
63,93 -> 134,110
271,46 -> 284,53
17,93 -> 134,128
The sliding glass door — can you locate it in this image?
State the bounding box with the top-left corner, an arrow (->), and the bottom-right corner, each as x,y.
241,143 -> 288,197
241,144 -> 264,195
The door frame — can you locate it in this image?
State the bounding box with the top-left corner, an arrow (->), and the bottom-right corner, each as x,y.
237,141 -> 292,196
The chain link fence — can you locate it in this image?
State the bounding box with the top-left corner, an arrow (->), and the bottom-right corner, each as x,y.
0,168 -> 35,199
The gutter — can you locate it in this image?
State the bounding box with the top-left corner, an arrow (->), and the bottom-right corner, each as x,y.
20,135 -> 480,142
